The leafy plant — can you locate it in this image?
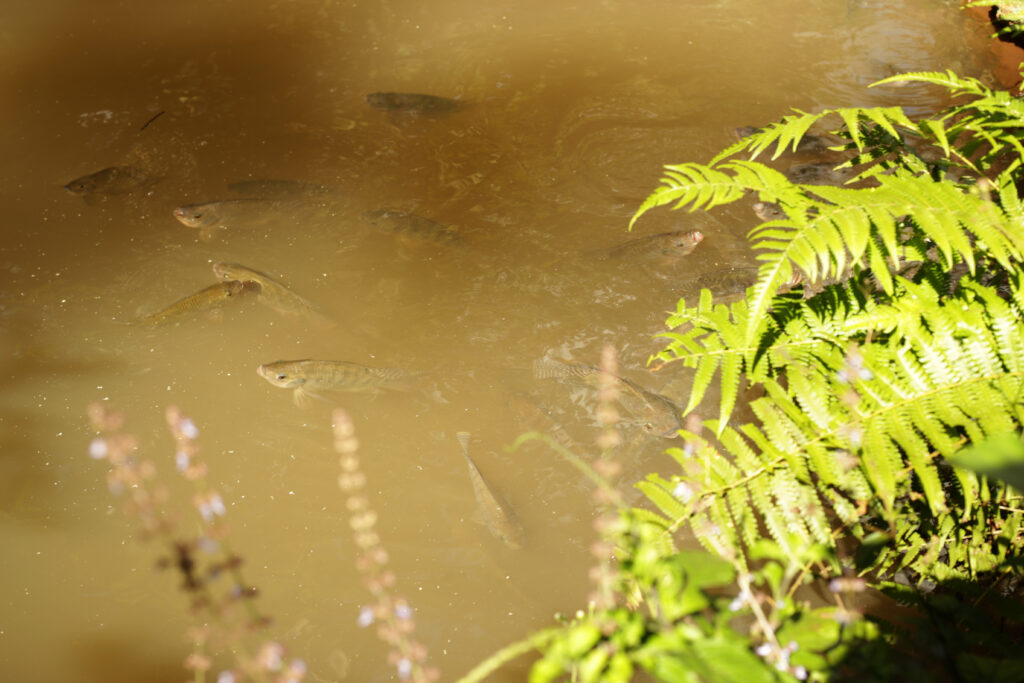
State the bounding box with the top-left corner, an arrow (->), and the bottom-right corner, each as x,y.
481,71 -> 1024,682
632,70 -> 1024,586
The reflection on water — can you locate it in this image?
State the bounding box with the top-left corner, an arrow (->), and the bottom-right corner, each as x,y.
0,0 -> 997,680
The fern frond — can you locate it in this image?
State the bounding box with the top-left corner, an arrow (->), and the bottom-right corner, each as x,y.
870,69 -> 987,97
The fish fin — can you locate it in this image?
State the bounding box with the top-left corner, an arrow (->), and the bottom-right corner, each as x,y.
293,388 -> 313,408
293,387 -> 333,408
301,310 -> 337,330
532,357 -> 561,380
533,357 -> 580,380
198,227 -> 222,243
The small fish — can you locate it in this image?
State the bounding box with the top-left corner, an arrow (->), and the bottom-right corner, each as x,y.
784,162 -> 854,186
226,179 -> 332,199
504,389 -> 578,450
456,432 -> 525,550
256,359 -> 412,407
361,210 -> 460,249
752,201 -> 784,222
602,230 -> 704,261
136,280 -> 247,326
689,267 -> 803,299
212,262 -> 332,327
172,198 -> 273,230
64,166 -> 156,203
366,92 -> 467,115
532,358 -> 681,438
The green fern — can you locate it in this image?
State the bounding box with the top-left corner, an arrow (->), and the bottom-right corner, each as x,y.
632,71 -> 1024,586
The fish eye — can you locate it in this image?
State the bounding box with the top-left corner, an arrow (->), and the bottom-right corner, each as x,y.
276,373 -> 288,381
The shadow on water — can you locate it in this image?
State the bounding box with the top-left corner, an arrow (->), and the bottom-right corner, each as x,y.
0,303 -> 124,522
0,0 -> 1007,681
71,634 -> 185,683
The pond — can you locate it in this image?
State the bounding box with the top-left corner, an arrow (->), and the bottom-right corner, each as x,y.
0,0 -> 1005,680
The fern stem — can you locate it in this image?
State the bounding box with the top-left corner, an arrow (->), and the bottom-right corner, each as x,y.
454,627 -> 560,683
508,432 -> 615,494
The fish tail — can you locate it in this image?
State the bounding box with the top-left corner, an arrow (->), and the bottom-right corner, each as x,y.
532,357 -> 570,380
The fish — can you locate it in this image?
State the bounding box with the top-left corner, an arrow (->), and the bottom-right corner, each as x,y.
689,267 -> 803,300
136,280 -> 247,326
226,179 -> 332,199
211,262 -> 333,327
366,92 -> 467,115
784,162 -> 855,186
64,165 -> 156,203
504,389 -> 578,450
532,358 -> 681,438
752,201 -> 785,222
456,432 -> 525,550
172,198 -> 274,230
601,230 -> 704,263
256,359 -> 413,407
360,210 -> 461,254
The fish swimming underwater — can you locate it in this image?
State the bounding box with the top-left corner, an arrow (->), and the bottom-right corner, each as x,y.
366,92 -> 467,115
456,431 -> 525,550
784,162 -> 855,186
599,230 -> 705,264
532,357 -> 681,438
752,201 -> 785,222
360,209 -> 461,251
136,280 -> 247,326
212,262 -> 332,327
256,359 -> 413,407
64,165 -> 156,204
172,198 -> 274,229
687,266 -> 804,301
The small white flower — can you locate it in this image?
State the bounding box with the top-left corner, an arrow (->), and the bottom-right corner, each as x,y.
755,643 -> 772,657
357,606 -> 374,627
672,482 -> 693,503
89,438 -> 108,460
175,450 -> 190,471
180,418 -> 199,439
286,659 -> 307,678
208,493 -> 226,517
397,657 -> 412,679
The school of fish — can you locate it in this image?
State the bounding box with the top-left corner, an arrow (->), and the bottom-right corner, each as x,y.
65,97 -> 840,554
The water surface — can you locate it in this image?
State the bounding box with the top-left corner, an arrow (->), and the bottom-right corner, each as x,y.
0,0 -> 999,680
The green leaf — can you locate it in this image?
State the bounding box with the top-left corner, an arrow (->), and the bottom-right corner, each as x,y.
951,433 -> 1024,493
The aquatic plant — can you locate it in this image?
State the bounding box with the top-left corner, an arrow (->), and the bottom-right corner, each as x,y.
87,403 -> 300,681
333,408 -> 440,683
473,70 -> 1024,681
86,404 -> 437,682
632,70 -> 1024,585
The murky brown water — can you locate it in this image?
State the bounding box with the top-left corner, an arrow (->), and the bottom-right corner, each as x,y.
0,0 -> 1004,680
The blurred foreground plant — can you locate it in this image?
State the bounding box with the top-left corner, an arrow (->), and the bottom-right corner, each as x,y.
87,403 -> 303,682
87,404 -> 438,682
333,408 -> 440,683
468,70 -> 1024,682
